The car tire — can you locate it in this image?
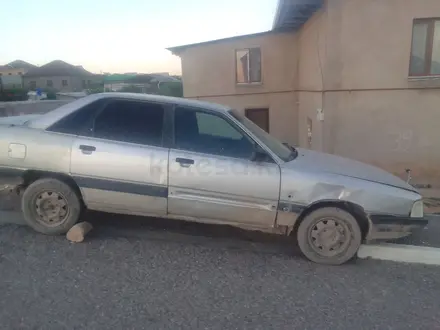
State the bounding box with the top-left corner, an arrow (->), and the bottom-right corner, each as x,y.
296,207 -> 362,265
21,178 -> 82,235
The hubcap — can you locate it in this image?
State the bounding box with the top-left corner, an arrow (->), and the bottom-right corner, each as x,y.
308,217 -> 351,257
35,191 -> 69,226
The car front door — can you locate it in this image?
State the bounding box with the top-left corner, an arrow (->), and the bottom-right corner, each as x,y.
69,98 -> 169,216
168,106 -> 281,227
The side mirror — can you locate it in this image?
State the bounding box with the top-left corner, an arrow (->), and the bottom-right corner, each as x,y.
250,144 -> 268,162
283,142 -> 293,150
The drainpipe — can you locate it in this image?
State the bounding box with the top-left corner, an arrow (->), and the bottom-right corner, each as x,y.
316,0 -> 328,153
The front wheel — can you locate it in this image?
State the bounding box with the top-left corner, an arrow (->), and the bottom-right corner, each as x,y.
296,207 -> 362,265
21,178 -> 82,235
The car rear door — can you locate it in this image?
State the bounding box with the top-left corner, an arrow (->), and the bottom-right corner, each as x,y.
69,98 -> 169,216
167,105 -> 281,227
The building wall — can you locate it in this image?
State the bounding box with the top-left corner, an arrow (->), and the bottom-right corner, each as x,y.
175,0 -> 440,184
0,75 -> 22,88
297,7 -> 327,151
178,31 -> 300,144
0,67 -> 26,76
297,91 -> 323,151
322,89 -> 440,182
329,0 -> 440,90
0,67 -> 25,88
196,92 -> 299,145
298,9 -> 327,92
180,31 -> 298,98
318,0 -> 440,184
23,76 -> 85,92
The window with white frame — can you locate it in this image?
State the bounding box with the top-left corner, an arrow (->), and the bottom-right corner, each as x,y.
235,48 -> 261,84
410,18 -> 440,76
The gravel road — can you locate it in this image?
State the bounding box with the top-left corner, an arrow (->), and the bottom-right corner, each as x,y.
1,214 -> 440,330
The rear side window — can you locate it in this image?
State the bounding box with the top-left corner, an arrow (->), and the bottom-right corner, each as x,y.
47,99 -> 105,135
92,100 -> 165,147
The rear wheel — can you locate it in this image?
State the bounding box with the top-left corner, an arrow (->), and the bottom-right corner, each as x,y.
296,207 -> 362,265
21,178 -> 82,235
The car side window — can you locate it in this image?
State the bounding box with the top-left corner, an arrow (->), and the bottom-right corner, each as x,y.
92,100 -> 164,147
47,99 -> 105,135
196,112 -> 243,140
174,106 -> 254,159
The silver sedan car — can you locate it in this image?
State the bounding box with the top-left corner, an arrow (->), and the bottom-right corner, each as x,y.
0,93 -> 427,265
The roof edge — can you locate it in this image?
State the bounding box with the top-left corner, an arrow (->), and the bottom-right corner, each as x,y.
272,0 -> 323,31
272,0 -> 286,30
167,30 -> 277,55
23,72 -> 95,77
167,0 -> 323,55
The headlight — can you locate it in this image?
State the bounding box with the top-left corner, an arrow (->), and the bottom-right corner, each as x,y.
410,200 -> 424,218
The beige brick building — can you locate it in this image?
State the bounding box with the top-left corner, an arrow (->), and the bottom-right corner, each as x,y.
168,0 -> 440,186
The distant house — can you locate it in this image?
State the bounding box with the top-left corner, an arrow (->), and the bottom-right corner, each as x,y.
23,60 -> 102,92
0,60 -> 36,89
7,60 -> 36,71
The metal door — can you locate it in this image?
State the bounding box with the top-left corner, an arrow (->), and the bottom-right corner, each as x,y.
71,137 -> 169,216
167,106 -> 280,226
69,98 -> 169,216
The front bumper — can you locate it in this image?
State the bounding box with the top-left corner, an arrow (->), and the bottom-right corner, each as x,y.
366,214 -> 428,241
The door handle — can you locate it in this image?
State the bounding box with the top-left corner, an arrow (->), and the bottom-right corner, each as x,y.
79,145 -> 96,154
176,157 -> 194,167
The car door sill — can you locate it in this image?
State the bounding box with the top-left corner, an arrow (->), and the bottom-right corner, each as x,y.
87,203 -> 166,218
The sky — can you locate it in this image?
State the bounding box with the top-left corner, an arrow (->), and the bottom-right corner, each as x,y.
1,0 -> 277,74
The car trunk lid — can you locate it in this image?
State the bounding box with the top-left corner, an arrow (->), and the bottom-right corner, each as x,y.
0,114 -> 42,127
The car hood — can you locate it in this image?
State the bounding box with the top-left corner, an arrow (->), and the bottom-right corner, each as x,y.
285,148 -> 417,192
0,114 -> 42,126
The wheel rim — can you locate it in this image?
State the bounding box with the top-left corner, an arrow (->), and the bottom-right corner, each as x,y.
34,191 -> 69,227
308,217 -> 352,258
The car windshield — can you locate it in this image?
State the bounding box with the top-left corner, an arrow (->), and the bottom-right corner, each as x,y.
229,109 -> 296,162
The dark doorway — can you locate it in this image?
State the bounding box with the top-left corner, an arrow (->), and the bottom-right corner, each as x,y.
245,108 -> 269,132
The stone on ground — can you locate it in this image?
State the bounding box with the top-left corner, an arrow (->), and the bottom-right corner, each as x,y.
66,222 -> 93,243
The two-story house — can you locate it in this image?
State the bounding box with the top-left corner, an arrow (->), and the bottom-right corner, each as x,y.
168,0 -> 440,185
23,60 -> 101,92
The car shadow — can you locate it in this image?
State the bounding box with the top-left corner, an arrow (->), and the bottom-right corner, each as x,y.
82,210 -> 300,257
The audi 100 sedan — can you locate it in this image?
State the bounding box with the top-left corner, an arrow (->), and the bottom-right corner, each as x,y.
0,93 -> 427,265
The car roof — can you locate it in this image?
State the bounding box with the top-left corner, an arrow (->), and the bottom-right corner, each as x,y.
97,93 -> 231,112
28,92 -> 232,130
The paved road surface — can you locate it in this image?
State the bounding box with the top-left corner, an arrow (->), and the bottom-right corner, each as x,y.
1,213 -> 440,329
